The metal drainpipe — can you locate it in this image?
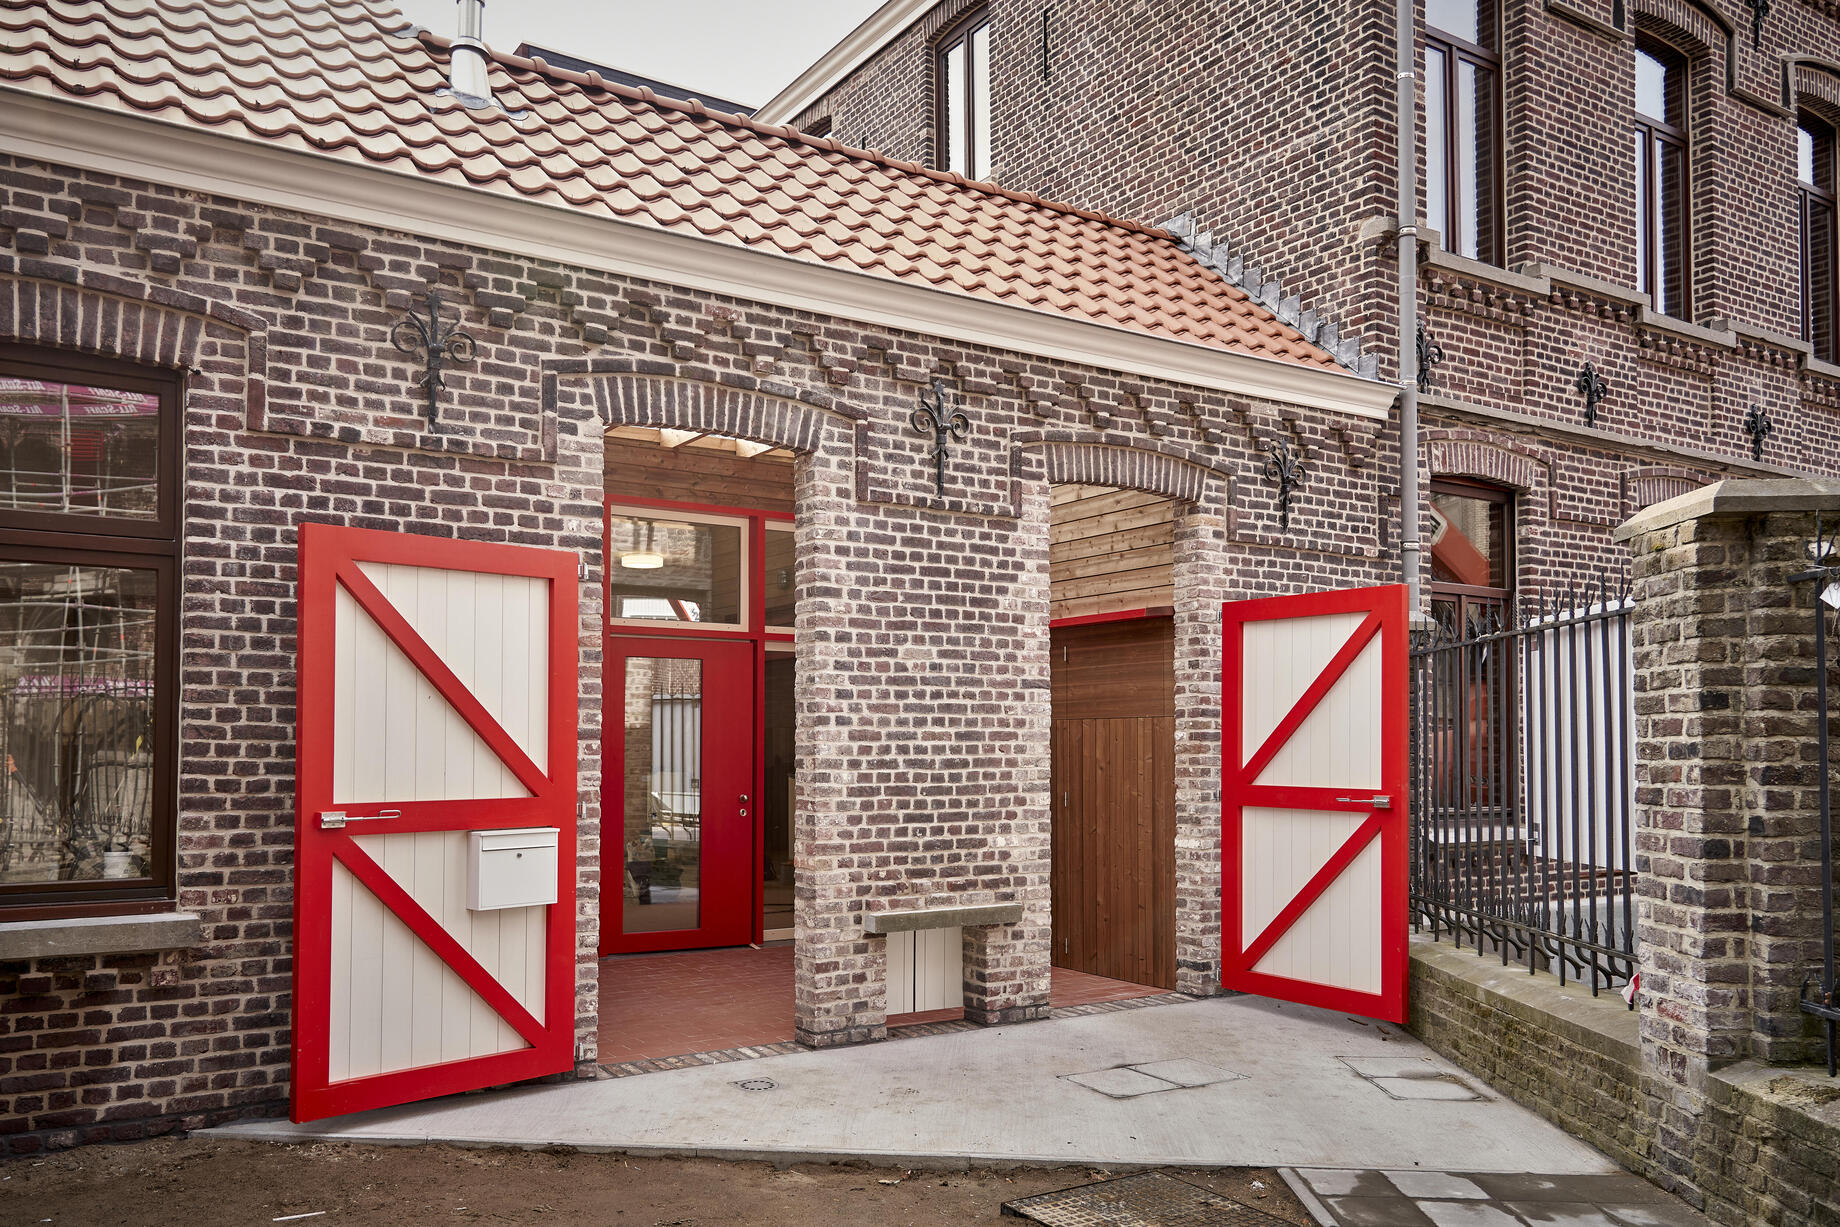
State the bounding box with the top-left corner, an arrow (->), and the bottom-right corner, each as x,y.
1396,0 -> 1423,613
449,0 -> 492,108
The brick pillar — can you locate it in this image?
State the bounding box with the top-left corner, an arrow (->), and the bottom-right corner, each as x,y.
1171,502 -> 1229,996
963,476 -> 1054,1026
1620,480 -> 1839,1090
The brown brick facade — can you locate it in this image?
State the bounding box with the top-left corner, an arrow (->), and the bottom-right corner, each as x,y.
794,0 -> 1840,595
0,151 -> 1396,1150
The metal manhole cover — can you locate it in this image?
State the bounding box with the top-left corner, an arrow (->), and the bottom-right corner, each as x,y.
732,1078 -> 777,1091
1001,1172 -> 1291,1226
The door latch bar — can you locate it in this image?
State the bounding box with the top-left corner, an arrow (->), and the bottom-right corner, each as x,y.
318,809 -> 403,829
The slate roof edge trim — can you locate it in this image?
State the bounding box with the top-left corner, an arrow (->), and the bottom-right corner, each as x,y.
726,0 -> 933,127
0,88 -> 1397,420
445,30 -> 1178,246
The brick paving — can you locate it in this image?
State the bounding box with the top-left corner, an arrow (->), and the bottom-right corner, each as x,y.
596,946 -> 1166,1066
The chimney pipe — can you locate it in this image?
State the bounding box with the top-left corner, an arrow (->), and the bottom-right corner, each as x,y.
449,0 -> 491,107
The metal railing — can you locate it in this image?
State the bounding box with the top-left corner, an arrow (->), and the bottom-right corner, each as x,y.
1796,514 -> 1839,1076
1409,582 -> 1637,998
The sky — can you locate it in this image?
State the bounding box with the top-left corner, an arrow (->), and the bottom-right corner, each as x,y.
388,0 -> 886,110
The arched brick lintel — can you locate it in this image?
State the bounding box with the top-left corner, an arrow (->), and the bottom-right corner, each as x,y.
1629,0 -> 1729,57
1425,430 -> 1552,494
1621,463 -> 1713,517
566,367 -> 858,455
1019,438 -> 1221,509
1789,60 -> 1840,124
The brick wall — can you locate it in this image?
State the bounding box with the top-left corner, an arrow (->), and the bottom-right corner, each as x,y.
799,0 -> 1840,595
0,151 -> 1400,1148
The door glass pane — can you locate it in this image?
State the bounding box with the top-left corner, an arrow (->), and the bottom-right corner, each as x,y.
1428,489 -> 1506,589
1426,46 -> 1448,244
763,526 -> 796,629
0,561 -> 158,885
0,378 -> 160,519
763,653 -> 795,937
608,513 -> 743,625
622,657 -> 702,934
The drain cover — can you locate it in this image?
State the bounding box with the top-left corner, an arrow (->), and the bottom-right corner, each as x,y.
1001,1172 -> 1290,1226
732,1078 -> 777,1091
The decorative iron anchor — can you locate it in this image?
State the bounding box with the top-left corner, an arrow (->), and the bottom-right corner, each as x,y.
1574,362 -> 1609,427
391,289 -> 477,430
1416,321 -> 1445,394
1262,437 -> 1308,534
1744,0 -> 1769,51
911,378 -> 970,497
1744,404 -> 1775,461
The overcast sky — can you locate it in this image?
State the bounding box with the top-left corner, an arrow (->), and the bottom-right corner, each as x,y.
390,0 -> 884,109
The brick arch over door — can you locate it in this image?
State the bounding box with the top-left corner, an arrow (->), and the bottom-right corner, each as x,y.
1019,437 -> 1225,513
571,367 -> 862,456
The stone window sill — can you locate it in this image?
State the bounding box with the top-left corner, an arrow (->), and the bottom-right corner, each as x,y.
0,911 -> 202,960
1419,243 -> 1550,297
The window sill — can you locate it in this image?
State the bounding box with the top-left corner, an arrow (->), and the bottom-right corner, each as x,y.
1515,262 -> 1649,311
0,911 -> 202,961
1706,317 -> 1815,361
1633,305 -> 1736,350
1419,244 -> 1550,297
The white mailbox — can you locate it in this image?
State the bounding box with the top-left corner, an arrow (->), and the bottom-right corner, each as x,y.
466,826 -> 560,911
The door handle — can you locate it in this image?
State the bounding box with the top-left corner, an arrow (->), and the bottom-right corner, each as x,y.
319,809 -> 402,829
1335,795 -> 1391,809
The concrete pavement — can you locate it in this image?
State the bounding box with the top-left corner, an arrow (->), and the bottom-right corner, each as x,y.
213,994 -> 1619,1174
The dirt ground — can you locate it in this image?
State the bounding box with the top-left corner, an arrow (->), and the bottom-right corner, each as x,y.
1,1137 -> 1316,1226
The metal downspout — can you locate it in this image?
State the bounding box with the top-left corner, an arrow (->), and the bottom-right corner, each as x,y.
1397,0 -> 1423,610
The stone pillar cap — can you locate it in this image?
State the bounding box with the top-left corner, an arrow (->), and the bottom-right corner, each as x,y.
1614,478 -> 1840,541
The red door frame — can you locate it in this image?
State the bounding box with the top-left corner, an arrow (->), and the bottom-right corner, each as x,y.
1220,584 -> 1409,1023
600,635 -> 757,954
292,523 -> 579,1122
601,495 -> 791,953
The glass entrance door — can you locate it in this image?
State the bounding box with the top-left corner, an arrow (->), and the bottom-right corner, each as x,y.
601,637 -> 755,954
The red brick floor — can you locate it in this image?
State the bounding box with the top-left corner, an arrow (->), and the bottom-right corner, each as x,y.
597,947 -> 1164,1064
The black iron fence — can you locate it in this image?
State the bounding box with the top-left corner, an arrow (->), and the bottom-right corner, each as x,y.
1797,514 -> 1839,1076
1409,582 -> 1637,998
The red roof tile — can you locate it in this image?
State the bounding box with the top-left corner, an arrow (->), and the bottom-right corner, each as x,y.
0,0 -> 1340,369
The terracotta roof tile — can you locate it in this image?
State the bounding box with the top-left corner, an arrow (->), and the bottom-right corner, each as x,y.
0,0 -> 1342,370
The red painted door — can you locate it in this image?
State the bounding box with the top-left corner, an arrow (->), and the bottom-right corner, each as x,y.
292,524 -> 579,1123
601,637 -> 756,954
1220,585 -> 1409,1022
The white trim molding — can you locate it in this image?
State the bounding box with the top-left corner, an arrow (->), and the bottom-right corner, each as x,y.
754,0 -> 938,125
0,90 -> 1396,420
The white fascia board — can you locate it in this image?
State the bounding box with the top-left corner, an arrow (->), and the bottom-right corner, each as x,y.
0,89 -> 1396,420
754,0 -> 938,125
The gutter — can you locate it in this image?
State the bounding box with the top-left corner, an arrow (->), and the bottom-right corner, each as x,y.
0,88 -> 1396,420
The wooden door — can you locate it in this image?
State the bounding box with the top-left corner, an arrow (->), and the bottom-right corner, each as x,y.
1220,585 -> 1409,1022
292,525 -> 578,1123
1050,617 -> 1176,990
601,636 -> 756,954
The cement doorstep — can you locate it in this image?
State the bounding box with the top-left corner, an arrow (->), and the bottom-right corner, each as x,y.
212,995 -> 1619,1173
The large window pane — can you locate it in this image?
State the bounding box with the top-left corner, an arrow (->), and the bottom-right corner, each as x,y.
1456,59 -> 1481,261
1427,0 -> 1480,42
970,23 -> 992,180
1811,199 -> 1837,361
622,657 -> 702,934
0,561 -> 158,886
608,513 -> 743,625
1429,489 -> 1507,590
1426,46 -> 1448,241
1635,131 -> 1650,297
0,378 -> 160,520
1657,138 -> 1687,316
942,39 -> 966,176
1635,50 -> 1667,121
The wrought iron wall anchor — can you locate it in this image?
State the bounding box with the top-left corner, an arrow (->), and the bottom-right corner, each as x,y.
1744,405 -> 1775,461
1416,321 -> 1445,393
1262,438 -> 1307,534
911,378 -> 970,497
1574,362 -> 1609,427
1745,0 -> 1769,50
391,289 -> 476,430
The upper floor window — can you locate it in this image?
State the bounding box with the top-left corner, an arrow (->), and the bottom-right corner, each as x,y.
1800,114 -> 1838,362
1635,42 -> 1689,317
937,7 -> 992,180
1425,0 -> 1502,264
0,347 -> 179,916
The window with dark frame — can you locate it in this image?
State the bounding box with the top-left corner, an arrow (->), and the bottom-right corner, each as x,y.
0,346 -> 179,917
1635,42 -> 1689,318
1427,478 -> 1514,635
935,7 -> 992,181
1801,113 -> 1839,363
1425,0 -> 1502,265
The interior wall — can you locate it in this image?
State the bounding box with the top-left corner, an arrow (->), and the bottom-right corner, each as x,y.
1048,484 -> 1177,620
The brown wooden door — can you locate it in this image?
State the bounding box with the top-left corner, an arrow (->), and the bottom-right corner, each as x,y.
1050,617 -> 1176,990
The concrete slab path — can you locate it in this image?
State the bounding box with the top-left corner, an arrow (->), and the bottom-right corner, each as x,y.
214,995 -> 1618,1173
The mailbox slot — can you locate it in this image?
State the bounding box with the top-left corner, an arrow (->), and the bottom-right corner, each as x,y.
466,826 -> 560,911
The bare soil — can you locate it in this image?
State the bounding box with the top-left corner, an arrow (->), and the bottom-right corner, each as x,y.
2,1137 -> 1315,1226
